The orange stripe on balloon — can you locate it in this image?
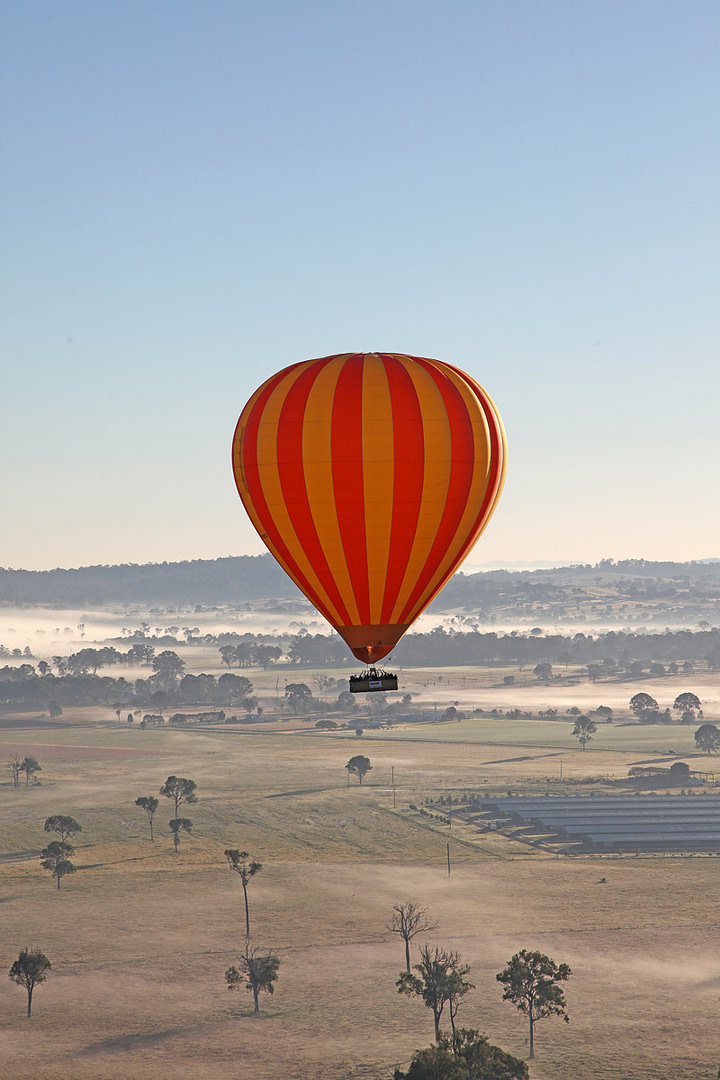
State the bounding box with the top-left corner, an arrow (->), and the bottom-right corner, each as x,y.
301,356 -> 361,625
275,358 -> 351,626
394,358 -> 477,624
361,355 -> 394,624
252,365 -> 343,625
232,365 -> 321,604
400,364 -> 505,623
378,354 -> 425,625
388,357 -> 452,624
331,355 -> 370,623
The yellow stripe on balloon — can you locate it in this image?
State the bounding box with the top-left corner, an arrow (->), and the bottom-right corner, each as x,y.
301,355 -> 361,625
388,356 -> 452,623
361,354 -> 395,624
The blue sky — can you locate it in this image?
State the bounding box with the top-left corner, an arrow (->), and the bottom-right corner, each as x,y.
1,0 -> 718,571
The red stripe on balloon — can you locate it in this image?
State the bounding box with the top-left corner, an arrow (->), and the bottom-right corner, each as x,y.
378,354 -> 425,626
331,355 -> 370,624
445,364 -> 505,545
238,368 -> 331,619
275,359 -> 351,625
395,360 -> 476,624
403,368 -> 505,618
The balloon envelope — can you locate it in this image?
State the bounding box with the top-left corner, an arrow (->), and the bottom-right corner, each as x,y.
232,352 -> 506,663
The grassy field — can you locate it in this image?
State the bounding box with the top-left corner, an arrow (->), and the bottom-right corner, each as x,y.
2,666 -> 720,1079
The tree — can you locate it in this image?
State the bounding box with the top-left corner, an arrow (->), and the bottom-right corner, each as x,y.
151,650 -> 185,688
9,948 -> 52,1017
571,715 -> 596,751
496,950 -> 571,1059
225,849 -> 263,937
9,753 -> 22,788
225,943 -> 280,1014
48,700 -> 63,720
389,901 -> 438,973
21,756 -> 41,786
629,693 -> 658,717
533,663 -> 552,681
346,754 -> 372,785
169,817 -> 192,853
135,795 -> 159,840
160,775 -> 197,819
695,723 -> 720,755
393,1029 -> 528,1080
673,692 -> 701,716
44,815 -> 82,843
398,945 -> 474,1042
284,683 -> 313,714
40,840 -> 76,889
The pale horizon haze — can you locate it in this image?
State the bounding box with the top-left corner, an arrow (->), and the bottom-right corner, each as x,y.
1,1 -> 718,572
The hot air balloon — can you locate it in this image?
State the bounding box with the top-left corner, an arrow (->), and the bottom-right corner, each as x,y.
232,353 -> 506,683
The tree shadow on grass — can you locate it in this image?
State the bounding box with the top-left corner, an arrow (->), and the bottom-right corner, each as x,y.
78,1027 -> 194,1055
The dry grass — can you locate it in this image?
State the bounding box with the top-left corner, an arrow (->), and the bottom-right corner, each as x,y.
2,687 -> 720,1079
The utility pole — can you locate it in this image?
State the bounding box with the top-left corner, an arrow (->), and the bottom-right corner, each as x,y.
391,766 -> 396,808
446,843 -> 451,877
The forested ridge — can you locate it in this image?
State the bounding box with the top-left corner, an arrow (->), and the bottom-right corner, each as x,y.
0,555 -> 300,605
1,556 -> 719,623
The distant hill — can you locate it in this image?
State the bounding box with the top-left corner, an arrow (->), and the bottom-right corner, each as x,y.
0,556 -> 302,606
0,556 -> 718,623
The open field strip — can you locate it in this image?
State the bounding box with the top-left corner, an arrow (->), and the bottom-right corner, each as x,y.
2,708 -> 720,1079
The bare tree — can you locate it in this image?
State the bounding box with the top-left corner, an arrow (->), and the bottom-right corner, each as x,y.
389,901 -> 438,973
9,948 -> 52,1017
397,944 -> 474,1042
8,754 -> 22,788
225,849 -> 263,937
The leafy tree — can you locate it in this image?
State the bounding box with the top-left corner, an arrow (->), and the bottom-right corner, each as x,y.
44,815 -> 82,843
225,943 -> 280,1014
160,775 -> 197,819
225,849 -> 263,937
571,715 -> 596,751
284,682 -> 313,713
169,817 -> 192,853
151,650 -> 185,688
21,756 -> 41,786
346,754 -> 372,785
630,693 -> 658,717
40,840 -> 76,889
533,663 -> 552,681
48,700 -> 63,719
496,950 -> 571,1058
217,672 -> 253,703
393,1028 -> 529,1079
695,723 -> 720,755
389,901 -> 438,973
398,945 -> 474,1042
8,948 -> 52,1017
673,692 -> 701,716
315,719 -> 338,730
219,645 -> 238,668
135,795 -> 159,840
